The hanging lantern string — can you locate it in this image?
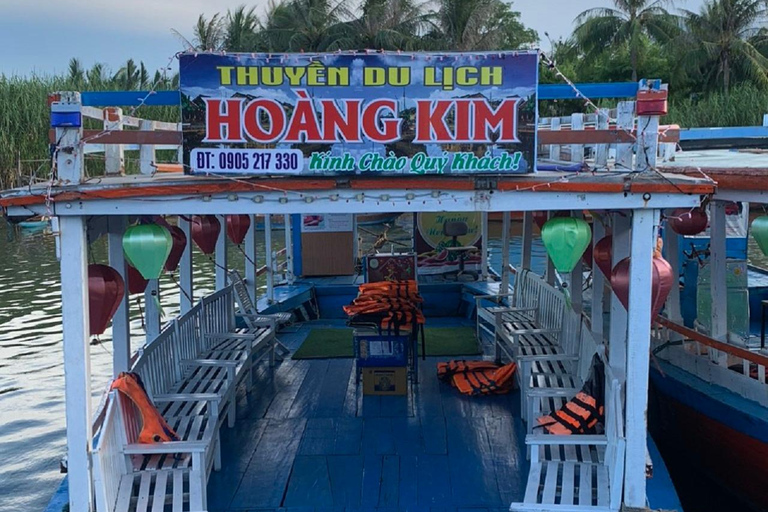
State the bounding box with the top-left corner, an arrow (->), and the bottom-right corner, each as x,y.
168,273 -> 194,304
135,297 -> 146,332
236,245 -> 257,267
207,255 -> 231,274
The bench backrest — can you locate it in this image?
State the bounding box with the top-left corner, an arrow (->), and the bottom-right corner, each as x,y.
228,270 -> 256,315
92,391 -> 130,512
200,285 -> 236,349
132,324 -> 180,399
604,364 -> 625,511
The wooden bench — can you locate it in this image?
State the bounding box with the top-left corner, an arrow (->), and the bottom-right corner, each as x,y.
92,390 -> 212,512
475,269 -> 540,343
512,373 -> 625,512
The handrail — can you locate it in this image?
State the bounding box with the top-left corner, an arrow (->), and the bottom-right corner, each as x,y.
256,247 -> 287,277
656,316 -> 768,368
79,83 -> 642,107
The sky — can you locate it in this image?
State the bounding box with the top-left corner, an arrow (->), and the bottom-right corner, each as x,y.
0,0 -> 707,77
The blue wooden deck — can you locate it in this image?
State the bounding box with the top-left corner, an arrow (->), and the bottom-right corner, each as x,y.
206,318 -> 528,512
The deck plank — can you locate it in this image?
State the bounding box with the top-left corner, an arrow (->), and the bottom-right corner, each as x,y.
230,418 -> 307,508
313,359 -> 354,418
283,455 -> 334,507
361,455 -> 384,509
417,454 -> 452,506
446,417 -> 502,507
288,360 -> 331,418
362,417 -> 396,455
399,454 -> 419,510
485,415 -> 526,504
379,455 -> 401,508
327,455 -> 364,508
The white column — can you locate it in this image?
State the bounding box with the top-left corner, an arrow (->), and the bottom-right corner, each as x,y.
710,201 -> 728,364
60,215 -> 93,512
664,217 -> 682,324
616,101 -> 634,171
570,113 -> 584,163
591,219 -> 606,340
215,215 -> 228,290
570,211 -> 584,313
144,280 -> 160,341
549,117 -> 561,160
179,217 -> 193,313
480,212 -> 489,280
107,216 -> 130,376
138,119 -> 156,175
103,107 -> 125,176
623,208 -> 656,507
265,215 -> 274,303
500,212 -> 511,293
609,212 -> 631,381
635,82 -> 664,173
284,214 -> 295,285
521,211 -> 533,271
546,211 -> 556,285
244,215 -> 258,303
595,108 -> 610,169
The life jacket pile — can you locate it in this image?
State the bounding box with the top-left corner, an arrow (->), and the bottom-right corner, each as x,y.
111,372 -> 180,444
344,280 -> 425,335
437,359 -> 517,396
535,354 -> 605,435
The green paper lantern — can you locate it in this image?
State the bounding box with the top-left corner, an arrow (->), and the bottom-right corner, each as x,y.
541,217 -> 592,273
122,224 -> 173,280
751,216 -> 768,256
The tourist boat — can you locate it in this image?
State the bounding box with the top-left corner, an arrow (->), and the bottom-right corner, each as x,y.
646,150 -> 768,512
1,52 -> 730,512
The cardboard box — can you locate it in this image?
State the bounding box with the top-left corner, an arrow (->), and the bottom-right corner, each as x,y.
362,367 -> 407,396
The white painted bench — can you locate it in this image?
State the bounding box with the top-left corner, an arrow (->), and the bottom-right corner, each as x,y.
92,390 -> 211,512
475,269 -> 541,344
512,373 -> 624,512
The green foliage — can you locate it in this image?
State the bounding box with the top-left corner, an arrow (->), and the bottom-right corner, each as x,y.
666,83 -> 768,127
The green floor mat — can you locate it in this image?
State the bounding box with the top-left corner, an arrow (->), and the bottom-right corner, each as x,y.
292,326 -> 480,359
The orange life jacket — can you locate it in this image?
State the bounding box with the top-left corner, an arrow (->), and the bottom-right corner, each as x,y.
437,360 -> 517,396
111,372 -> 180,444
536,391 -> 604,435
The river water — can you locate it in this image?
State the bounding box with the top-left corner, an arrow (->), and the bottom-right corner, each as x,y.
0,214 -> 759,512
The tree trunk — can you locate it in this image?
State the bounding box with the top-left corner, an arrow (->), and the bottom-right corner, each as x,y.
631,46 -> 638,82
723,54 -> 730,95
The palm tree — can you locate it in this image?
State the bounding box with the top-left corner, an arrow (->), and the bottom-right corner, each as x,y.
259,0 -> 352,52
349,0 -> 433,50
681,0 -> 768,94
86,63 -> 108,89
172,13 -> 226,51
433,0 -> 532,51
573,0 -> 680,81
67,58 -> 85,87
225,5 -> 260,51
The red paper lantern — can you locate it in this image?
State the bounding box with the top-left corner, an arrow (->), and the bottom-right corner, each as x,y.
582,239 -> 593,268
611,254 -> 674,321
668,208 -> 708,236
88,264 -> 125,336
191,215 -> 221,255
164,225 -> 187,272
126,263 -> 148,295
593,235 -> 613,278
226,214 -> 251,245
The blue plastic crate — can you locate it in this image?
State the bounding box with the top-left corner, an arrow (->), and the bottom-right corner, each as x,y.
353,331 -> 408,367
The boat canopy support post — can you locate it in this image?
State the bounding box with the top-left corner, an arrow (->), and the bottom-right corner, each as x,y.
60,215 -> 94,512
591,217 -> 606,340
521,211 -> 533,272
546,212 -> 556,285
107,216 -> 130,376
710,200 -> 728,364
215,215 -> 228,290
179,216 -> 193,313
570,210 -> 584,313
144,279 -> 160,341
501,212 -> 511,293
481,212 -> 489,280
623,208 -> 657,507
663,215 -> 683,327
609,212 -> 631,383
244,215 -> 258,303
284,214 -> 294,285
265,215 -> 274,303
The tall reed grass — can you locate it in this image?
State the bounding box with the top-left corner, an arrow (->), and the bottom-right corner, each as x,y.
0,74 -> 178,190
666,84 -> 768,128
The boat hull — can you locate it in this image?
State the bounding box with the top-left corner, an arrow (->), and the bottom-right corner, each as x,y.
650,362 -> 768,512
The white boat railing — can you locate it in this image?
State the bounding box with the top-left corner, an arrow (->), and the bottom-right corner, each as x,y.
653,317 -> 768,408
91,391 -> 126,512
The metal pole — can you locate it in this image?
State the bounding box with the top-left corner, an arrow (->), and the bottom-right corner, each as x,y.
107,216 -> 130,376
500,212 -> 511,292
244,215 -> 258,303
285,213 -> 294,285
265,215 -> 274,303
179,217 -> 193,313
